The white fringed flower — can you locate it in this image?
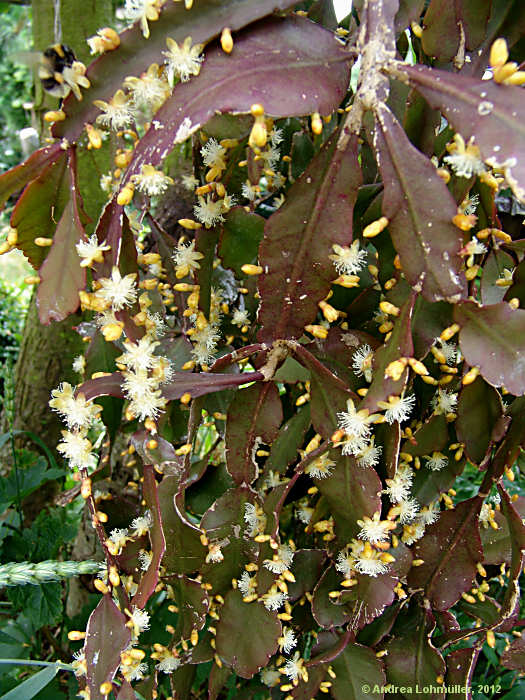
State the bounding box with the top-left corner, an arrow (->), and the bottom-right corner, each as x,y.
163,36 -> 204,84
329,241 -> 367,275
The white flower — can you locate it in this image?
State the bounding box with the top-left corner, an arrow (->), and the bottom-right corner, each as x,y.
418,502 -> 440,526
296,503 -> 313,524
241,182 -> 258,201
57,429 -> 94,469
138,550 -> 153,571
356,438 -> 382,469
157,656 -> 181,673
131,511 -> 153,536
231,308 -> 250,327
172,240 -> 204,278
352,344 -> 374,382
94,89 -> 134,131
305,452 -> 336,479
329,241 -> 367,275
123,0 -> 161,39
243,502 -> 266,537
200,138 -> 226,170
434,338 -> 459,364
181,173 -> 199,191
444,134 -> 485,178
263,544 -> 294,574
258,145 -> 280,169
49,383 -> 101,429
238,571 -> 256,597
72,650 -> 87,677
121,658 -> 148,682
402,521 -> 426,545
191,324 -> 221,366
463,236 -> 486,257
351,539 -> 390,577
269,128 -> 284,147
378,394 -> 415,424
124,64 -> 169,112
432,389 -> 458,415
282,652 -> 306,682
118,336 -> 160,373
96,266 -> 137,310
133,164 -> 174,196
461,193 -> 480,215
72,355 -> 86,374
108,528 -> 130,555
426,452 -> 448,472
262,587 -> 287,611
122,370 -> 167,420
397,498 -> 420,524
384,475 -> 411,504
278,627 -> 297,654
75,234 -> 111,268
260,667 -> 281,688
126,606 -> 150,637
337,398 -> 379,440
163,36 -> 204,84
206,539 -> 228,564
335,549 -> 355,578
194,195 -> 224,227
357,512 -> 395,544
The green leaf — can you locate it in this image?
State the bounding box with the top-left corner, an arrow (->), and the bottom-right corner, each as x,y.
266,405 -> 311,474
402,415 -> 449,457
374,104 -> 466,302
456,376 -> 503,464
258,131 -> 361,343
85,331 -> 123,443
225,383 -> 282,485
215,590 -> 281,678
219,208 -> 264,278
330,642 -> 386,700
0,665 -> 58,700
454,301 -> 525,395
7,585 -> 62,629
0,456 -> 63,512
170,576 -> 209,641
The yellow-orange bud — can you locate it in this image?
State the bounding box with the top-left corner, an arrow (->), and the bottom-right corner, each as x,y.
489,38 -> 508,68
311,112 -> 323,135
117,185 -> 134,206
220,27 -> 233,53
35,237 -> 53,247
363,216 -> 389,238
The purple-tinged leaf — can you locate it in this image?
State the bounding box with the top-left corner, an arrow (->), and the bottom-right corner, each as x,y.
84,595 -> 131,700
400,63 -> 525,202
498,487 -> 525,626
412,298 -> 454,359
395,0 -> 426,33
291,665 -> 329,700
36,197 -> 86,324
445,647 -> 480,700
330,642 -> 387,700
257,131 -> 361,343
0,141 -> 62,210
338,543 -> 413,632
480,496 -> 525,566
491,397 -> 525,481
501,632 -> 525,672
421,0 -> 491,62
383,607 -> 446,700
162,370 -> 265,401
170,576 -> 209,641
116,680 -> 137,700
124,16 -> 350,185
169,665 -> 195,698
215,589 -> 281,678
456,377 -> 503,464
454,301 -> 525,395
200,486 -> 258,593
408,496 -> 483,610
505,257 -> 525,307
481,250 -> 515,305
374,104 -> 466,302
54,0 -> 304,143
360,292 -> 416,413
317,451 -> 382,545
403,415 -> 449,457
266,405 -> 311,474
208,664 -> 232,700
225,383 -> 282,484
132,465 -> 166,609
412,457 -> 465,507
357,602 -> 401,648
287,549 -> 327,602
10,153 -> 69,269
159,475 -> 206,574
312,565 -> 352,629
76,373 -> 124,401
376,421 -> 401,480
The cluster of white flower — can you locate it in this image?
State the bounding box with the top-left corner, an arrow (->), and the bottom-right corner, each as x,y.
49,383 -> 102,471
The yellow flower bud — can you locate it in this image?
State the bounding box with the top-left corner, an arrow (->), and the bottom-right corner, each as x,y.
493,62 -> 518,83
305,324 -> 328,339
86,124 -> 102,149
101,321 -> 124,342
100,682 -> 113,697
117,185 -> 134,206
220,27 -> 233,53
249,120 -> 267,149
411,21 -> 423,38
44,110 -> 66,123
35,237 -> 53,247
490,38 -> 508,68
241,264 -> 263,275
363,216 -> 389,238
462,366 -> 479,385
178,218 -> 202,230
250,103 -> 264,117
311,112 -> 323,135
379,300 -> 400,316
7,228 -> 18,246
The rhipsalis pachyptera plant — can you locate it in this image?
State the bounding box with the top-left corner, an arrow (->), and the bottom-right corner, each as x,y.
1,0 -> 525,698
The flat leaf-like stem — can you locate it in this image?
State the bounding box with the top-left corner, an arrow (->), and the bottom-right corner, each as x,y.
258,131 -> 361,343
